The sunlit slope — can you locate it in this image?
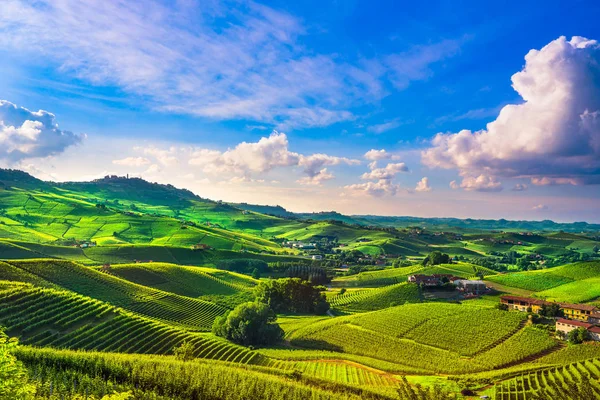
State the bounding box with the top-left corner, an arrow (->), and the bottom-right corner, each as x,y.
288,303 -> 555,374
486,261 -> 600,302
0,182 -> 294,253
0,259 -> 228,330
0,284 -> 265,364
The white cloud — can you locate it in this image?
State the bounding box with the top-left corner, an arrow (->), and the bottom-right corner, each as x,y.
423,36 -> 600,186
112,156 -> 151,167
0,100 -> 82,162
299,153 -> 360,178
345,160 -> 408,197
456,175 -> 503,192
449,180 -> 460,190
415,177 -> 432,192
297,168 -> 334,186
363,149 -> 401,161
361,162 -> 408,180
512,183 -> 528,191
344,179 -> 400,197
0,1 -> 464,129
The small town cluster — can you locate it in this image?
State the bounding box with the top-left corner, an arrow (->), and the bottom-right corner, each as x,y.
500,295 -> 600,341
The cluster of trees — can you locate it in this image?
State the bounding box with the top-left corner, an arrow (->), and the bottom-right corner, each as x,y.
216,258 -> 269,275
422,251 -> 451,266
286,265 -> 330,285
212,302 -> 284,346
255,278 -> 329,315
214,278 -> 329,346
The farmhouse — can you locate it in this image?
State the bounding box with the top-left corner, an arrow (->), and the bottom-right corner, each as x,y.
500,296 -> 599,322
500,296 -> 549,313
408,274 -> 443,286
555,318 -> 600,341
589,312 -> 600,324
555,318 -> 592,336
454,279 -> 488,295
311,255 -> 323,260
561,303 -> 598,322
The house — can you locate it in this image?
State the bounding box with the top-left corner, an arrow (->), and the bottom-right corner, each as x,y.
555,318 -> 592,336
589,326 -> 600,341
561,303 -> 598,322
500,296 -> 598,322
454,279 -> 488,295
589,312 -> 600,324
500,296 -> 550,313
192,243 -> 211,250
408,274 -> 441,286
312,255 -> 323,260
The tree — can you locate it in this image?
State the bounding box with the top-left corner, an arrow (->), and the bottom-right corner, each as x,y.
422,251 -> 450,266
255,278 -> 330,315
213,302 -> 283,346
0,330 -> 34,399
539,303 -> 563,318
173,340 -> 196,362
251,268 -> 261,280
567,327 -> 589,344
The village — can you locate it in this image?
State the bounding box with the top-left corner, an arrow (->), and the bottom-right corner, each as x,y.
500,295 -> 600,342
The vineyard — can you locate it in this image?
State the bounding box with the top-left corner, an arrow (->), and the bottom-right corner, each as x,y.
493,358 -> 600,399
328,282 -> 422,311
1,259 -> 228,329
0,285 -> 264,364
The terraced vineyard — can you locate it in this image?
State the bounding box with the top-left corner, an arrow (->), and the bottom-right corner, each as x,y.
1,259 -> 227,329
494,358 -> 600,399
328,282 -> 422,311
0,285 -> 265,365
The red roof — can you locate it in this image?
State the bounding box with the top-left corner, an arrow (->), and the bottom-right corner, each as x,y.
556,318 -> 592,329
588,326 -> 600,334
500,296 -> 549,306
561,303 -> 598,312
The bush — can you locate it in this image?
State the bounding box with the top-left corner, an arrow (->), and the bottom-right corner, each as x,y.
255,278 -> 330,315
173,340 -> 195,362
212,302 -> 283,346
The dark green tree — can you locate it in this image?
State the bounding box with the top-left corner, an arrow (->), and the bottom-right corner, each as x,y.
212,302 -> 283,346
567,327 -> 589,344
255,278 -> 329,315
422,251 -> 450,266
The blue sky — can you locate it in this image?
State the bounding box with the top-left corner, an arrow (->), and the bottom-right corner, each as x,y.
1,0 -> 600,222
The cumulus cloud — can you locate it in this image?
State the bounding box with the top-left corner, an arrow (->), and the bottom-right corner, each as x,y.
422,36 -> 600,187
415,177 -> 432,192
129,131 -> 356,184
361,163 -> 408,180
344,179 -> 400,197
112,157 -> 151,167
512,183 -> 528,191
299,153 -> 360,179
363,149 -> 401,161
345,160 -> 408,196
454,175 -> 503,192
0,100 -> 82,162
532,204 -> 549,211
297,168 -> 335,185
